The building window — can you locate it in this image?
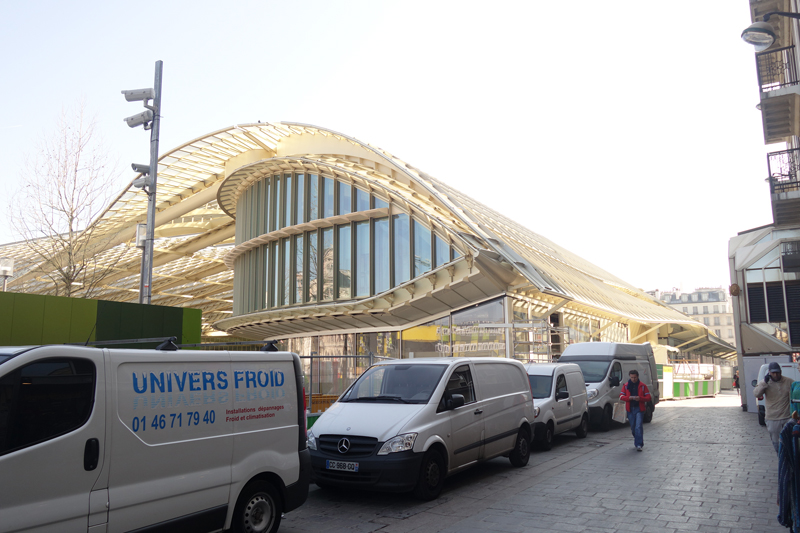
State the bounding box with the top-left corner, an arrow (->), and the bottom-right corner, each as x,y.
308,174 -> 319,221
337,225 -> 351,299
703,317 -> 710,326
727,316 -> 732,325
713,305 -> 719,313
307,230 -> 317,303
339,182 -> 352,215
714,317 -> 720,326
321,228 -> 333,301
283,238 -> 291,305
728,329 -> 733,338
355,221 -> 370,297
263,245 -> 270,309
693,306 -> 698,315
375,217 -> 390,293
414,220 -> 432,277
681,294 -> 688,302
323,177 -> 334,218
295,234 -> 304,303
703,306 -> 708,314
393,214 -> 410,286
284,174 -> 293,227
682,306 -> 688,313
274,176 -> 282,230
434,234 -> 450,268
374,196 -> 388,209
356,187 -> 370,211
272,241 -> 280,307
714,329 -> 721,337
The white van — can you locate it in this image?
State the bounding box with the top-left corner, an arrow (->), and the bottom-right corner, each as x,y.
558,342 -> 659,431
0,344 -> 310,533
752,362 -> 800,426
523,363 -> 589,449
307,357 -> 534,500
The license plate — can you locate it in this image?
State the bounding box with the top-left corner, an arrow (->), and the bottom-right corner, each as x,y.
326,460 -> 359,472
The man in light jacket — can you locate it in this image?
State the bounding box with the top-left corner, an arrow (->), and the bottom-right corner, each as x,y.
754,362 -> 794,454
620,369 -> 651,452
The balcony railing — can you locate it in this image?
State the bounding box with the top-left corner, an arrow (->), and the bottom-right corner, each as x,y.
757,46 -> 799,93
767,148 -> 800,193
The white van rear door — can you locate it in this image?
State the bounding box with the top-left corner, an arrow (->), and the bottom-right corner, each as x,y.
0,346 -> 106,533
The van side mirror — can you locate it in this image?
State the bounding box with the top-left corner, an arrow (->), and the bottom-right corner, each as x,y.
556,391 -> 569,400
751,379 -> 757,387
609,377 -> 620,387
447,394 -> 465,410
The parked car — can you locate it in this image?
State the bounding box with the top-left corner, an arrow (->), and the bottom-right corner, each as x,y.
0,344 -> 309,533
524,363 -> 589,449
307,357 -> 534,500
559,342 -> 659,431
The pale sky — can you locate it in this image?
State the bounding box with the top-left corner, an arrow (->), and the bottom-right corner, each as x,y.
0,1 -> 772,294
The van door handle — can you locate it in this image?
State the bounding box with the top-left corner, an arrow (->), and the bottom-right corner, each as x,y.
474,409 -> 483,415
84,438 -> 99,471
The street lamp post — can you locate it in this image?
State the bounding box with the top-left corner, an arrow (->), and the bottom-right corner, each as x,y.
122,61 -> 163,305
0,258 -> 14,292
742,11 -> 800,51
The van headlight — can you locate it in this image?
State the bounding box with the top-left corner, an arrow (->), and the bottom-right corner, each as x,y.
377,433 -> 417,455
307,429 -> 317,451
534,406 -> 540,418
587,389 -> 598,400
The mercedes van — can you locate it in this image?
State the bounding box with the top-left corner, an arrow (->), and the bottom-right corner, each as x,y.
558,342 -> 659,431
0,344 -> 309,533
307,357 -> 534,500
524,363 -> 589,449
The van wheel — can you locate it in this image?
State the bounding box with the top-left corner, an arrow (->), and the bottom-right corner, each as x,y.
575,414 -> 589,438
539,422 -> 554,451
509,428 -> 531,467
233,481 -> 282,533
643,403 -> 653,423
599,405 -> 612,432
413,449 -> 445,501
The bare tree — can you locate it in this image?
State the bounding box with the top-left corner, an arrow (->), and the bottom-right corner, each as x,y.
9,104 -> 122,297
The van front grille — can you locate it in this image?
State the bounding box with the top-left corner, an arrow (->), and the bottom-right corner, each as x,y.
319,435 -> 378,457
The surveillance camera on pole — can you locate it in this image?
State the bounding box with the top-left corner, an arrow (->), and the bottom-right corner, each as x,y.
122,61 -> 163,305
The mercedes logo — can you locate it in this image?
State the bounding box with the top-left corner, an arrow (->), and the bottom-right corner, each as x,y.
337,438 -> 351,454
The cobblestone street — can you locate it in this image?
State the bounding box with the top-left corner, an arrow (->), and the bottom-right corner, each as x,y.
282,391 -> 787,532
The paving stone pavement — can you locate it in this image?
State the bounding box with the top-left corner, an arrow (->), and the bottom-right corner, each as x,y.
281,391 -> 789,532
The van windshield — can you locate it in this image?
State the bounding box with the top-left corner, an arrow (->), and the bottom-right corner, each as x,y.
340,364 -> 447,404
572,361 -> 610,383
528,375 -> 553,399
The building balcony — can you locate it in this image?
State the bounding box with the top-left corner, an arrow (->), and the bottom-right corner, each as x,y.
757,46 -> 799,93
767,148 -> 800,225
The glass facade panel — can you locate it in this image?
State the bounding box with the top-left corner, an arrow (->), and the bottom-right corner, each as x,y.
356,188 -> 370,211
414,220 -> 432,276
322,228 -> 334,301
262,244 -> 272,309
296,174 -> 305,224
402,316 -> 451,358
434,235 -> 450,268
337,225 -> 351,299
323,177 -> 334,218
450,298 -> 506,357
356,332 -> 399,358
308,230 -> 318,302
374,196 -> 388,209
272,241 -> 279,307
274,176 -> 282,230
263,180 -> 270,234
339,182 -> 352,215
393,214 -> 410,285
308,174 -> 319,221
284,174 -> 293,227
355,221 -> 370,297
295,234 -> 304,303
283,238 -> 291,305
374,217 -> 390,293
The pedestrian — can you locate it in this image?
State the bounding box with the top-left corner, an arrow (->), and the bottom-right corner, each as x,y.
620,369 -> 651,451
733,371 -> 740,396
753,362 -> 794,454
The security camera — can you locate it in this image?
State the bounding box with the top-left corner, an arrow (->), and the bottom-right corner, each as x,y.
132,176 -> 151,189
121,88 -> 155,102
124,109 -> 154,129
131,163 -> 151,175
